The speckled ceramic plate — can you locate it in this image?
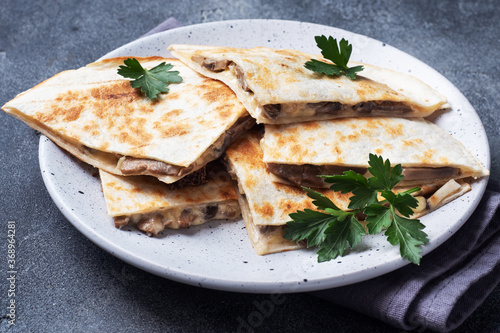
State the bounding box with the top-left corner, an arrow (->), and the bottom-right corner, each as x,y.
38,19 -> 490,293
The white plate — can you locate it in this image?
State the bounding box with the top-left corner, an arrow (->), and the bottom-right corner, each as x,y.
38,19 -> 490,293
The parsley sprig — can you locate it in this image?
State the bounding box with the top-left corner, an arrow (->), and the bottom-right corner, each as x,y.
117,58 -> 182,100
305,35 -> 364,80
284,154 -> 429,265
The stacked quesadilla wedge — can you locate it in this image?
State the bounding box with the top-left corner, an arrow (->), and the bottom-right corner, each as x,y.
169,44 -> 448,124
261,117 -> 489,217
2,56 -> 253,184
223,127 -> 346,255
100,162 -> 241,236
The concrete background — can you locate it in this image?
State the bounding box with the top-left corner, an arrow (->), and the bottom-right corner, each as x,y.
0,0 -> 499,332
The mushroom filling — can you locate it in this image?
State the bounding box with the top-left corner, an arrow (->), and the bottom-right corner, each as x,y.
263,101 -> 413,120
266,163 -> 367,188
114,200 -> 241,236
266,163 -> 460,188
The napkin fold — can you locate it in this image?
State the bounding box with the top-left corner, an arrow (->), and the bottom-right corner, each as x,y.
141,17 -> 500,333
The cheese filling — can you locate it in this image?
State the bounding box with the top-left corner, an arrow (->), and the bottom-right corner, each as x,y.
114,200 -> 241,236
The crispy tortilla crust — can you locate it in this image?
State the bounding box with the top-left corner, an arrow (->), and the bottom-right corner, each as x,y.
100,163 -> 241,236
169,44 -> 448,124
261,117 -> 489,185
234,188 -> 303,255
223,128 -> 344,255
1,57 -> 249,183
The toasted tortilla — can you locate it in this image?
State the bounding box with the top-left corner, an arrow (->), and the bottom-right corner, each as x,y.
223,127 -> 347,255
169,44 -> 448,124
100,162 -> 241,236
2,56 -> 252,183
261,117 -> 489,188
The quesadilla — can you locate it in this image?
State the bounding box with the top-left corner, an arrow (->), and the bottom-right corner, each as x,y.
100,162 -> 241,236
169,44 -> 448,124
261,117 -> 488,188
224,127 -> 334,255
2,56 -> 253,184
261,117 -> 489,216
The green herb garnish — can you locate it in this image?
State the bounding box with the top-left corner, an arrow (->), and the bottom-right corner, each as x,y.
304,35 -> 364,80
117,58 -> 182,100
284,154 -> 428,265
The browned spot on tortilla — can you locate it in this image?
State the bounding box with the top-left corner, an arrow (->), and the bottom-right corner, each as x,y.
335,130 -> 347,143
421,149 -> 436,164
158,109 -> 183,121
439,156 -> 450,164
277,197 -> 315,215
385,123 -> 404,137
331,146 -> 342,155
347,131 -> 360,142
200,82 -> 224,104
214,104 -> 233,120
244,174 -> 257,191
360,129 -> 370,136
301,121 -> 321,131
162,90 -> 181,101
35,91 -> 86,123
364,118 -> 384,129
253,202 -> 274,219
154,121 -> 192,139
353,77 -> 380,99
275,49 -> 301,58
117,117 -> 152,147
90,81 -> 140,103
82,122 -> 100,136
100,141 -> 110,150
402,138 -> 423,148
66,105 -> 84,121
289,143 -> 311,163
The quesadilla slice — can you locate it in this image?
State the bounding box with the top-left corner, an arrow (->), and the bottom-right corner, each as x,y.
261,117 -> 488,189
261,117 -> 489,216
100,162 -> 241,236
2,56 -> 253,183
223,127 -> 340,255
169,44 -> 448,124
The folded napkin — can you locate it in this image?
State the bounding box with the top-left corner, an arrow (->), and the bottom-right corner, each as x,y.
141,17 -> 500,333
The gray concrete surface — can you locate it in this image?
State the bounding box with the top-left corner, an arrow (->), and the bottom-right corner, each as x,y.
0,0 -> 499,332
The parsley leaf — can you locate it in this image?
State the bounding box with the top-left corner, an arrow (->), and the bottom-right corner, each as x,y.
302,186 -> 339,211
285,209 -> 336,247
385,211 -> 429,265
117,58 -> 182,100
364,204 -> 392,234
286,154 -> 429,265
382,191 -> 419,218
367,154 -> 404,190
323,170 -> 369,193
317,215 -> 366,262
304,35 -> 364,80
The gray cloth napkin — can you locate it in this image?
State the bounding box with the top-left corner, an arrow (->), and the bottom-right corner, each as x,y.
141,17 -> 500,333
